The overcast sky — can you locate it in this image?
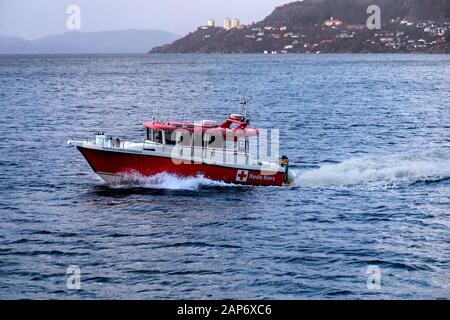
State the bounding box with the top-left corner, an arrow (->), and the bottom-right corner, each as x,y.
0,0 -> 294,39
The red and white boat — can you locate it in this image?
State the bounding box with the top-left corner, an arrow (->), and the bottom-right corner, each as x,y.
68,104 -> 293,186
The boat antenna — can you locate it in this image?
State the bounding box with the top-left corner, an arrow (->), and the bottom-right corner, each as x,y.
182,106 -> 187,123
240,98 -> 248,117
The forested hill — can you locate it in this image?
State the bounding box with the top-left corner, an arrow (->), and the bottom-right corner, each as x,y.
259,0 -> 450,27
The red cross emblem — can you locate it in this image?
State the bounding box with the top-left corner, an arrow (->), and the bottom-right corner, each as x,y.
236,170 -> 249,182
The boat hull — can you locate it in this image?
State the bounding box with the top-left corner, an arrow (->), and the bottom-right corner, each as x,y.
77,146 -> 287,186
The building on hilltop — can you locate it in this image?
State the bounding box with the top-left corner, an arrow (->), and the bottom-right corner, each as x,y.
231,18 -> 240,29
224,18 -> 231,30
224,18 -> 240,30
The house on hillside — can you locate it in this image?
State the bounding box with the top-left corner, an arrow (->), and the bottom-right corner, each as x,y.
324,17 -> 343,27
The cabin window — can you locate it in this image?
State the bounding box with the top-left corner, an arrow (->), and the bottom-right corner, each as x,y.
174,131 -> 192,146
206,134 -> 223,149
238,139 -> 246,152
164,130 -> 176,145
146,129 -> 153,141
193,132 -> 203,148
153,130 -> 163,144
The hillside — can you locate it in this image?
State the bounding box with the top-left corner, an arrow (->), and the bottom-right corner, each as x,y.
260,0 -> 450,27
150,0 -> 450,54
0,29 -> 180,54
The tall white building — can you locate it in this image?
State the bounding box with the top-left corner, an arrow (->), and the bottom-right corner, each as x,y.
224,18 -> 232,30
224,18 -> 240,30
207,19 -> 215,27
231,18 -> 240,29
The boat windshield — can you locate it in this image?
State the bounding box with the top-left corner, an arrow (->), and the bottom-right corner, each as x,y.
154,130 -> 163,144
164,130 -> 176,145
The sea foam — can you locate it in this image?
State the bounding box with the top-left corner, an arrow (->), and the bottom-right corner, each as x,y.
295,153 -> 450,187
106,172 -> 233,190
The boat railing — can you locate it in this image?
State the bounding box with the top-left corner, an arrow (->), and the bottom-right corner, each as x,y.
69,136 -> 267,166
187,145 -> 255,165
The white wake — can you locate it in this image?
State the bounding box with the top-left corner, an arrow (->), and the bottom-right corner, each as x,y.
106,172 -> 233,190
295,153 -> 450,187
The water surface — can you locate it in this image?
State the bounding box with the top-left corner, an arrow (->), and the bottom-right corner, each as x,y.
0,54 -> 449,299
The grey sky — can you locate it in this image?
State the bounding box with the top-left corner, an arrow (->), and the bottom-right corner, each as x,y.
0,0 -> 293,39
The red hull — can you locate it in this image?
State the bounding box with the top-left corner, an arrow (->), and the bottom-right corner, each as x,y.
77,146 -> 286,186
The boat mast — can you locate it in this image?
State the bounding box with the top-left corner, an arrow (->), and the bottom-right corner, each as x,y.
240,99 -> 250,123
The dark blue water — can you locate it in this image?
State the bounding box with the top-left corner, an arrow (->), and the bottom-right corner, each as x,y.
0,54 -> 449,299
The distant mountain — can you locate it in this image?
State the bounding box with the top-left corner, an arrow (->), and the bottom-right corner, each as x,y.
151,0 -> 450,53
0,29 -> 180,54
